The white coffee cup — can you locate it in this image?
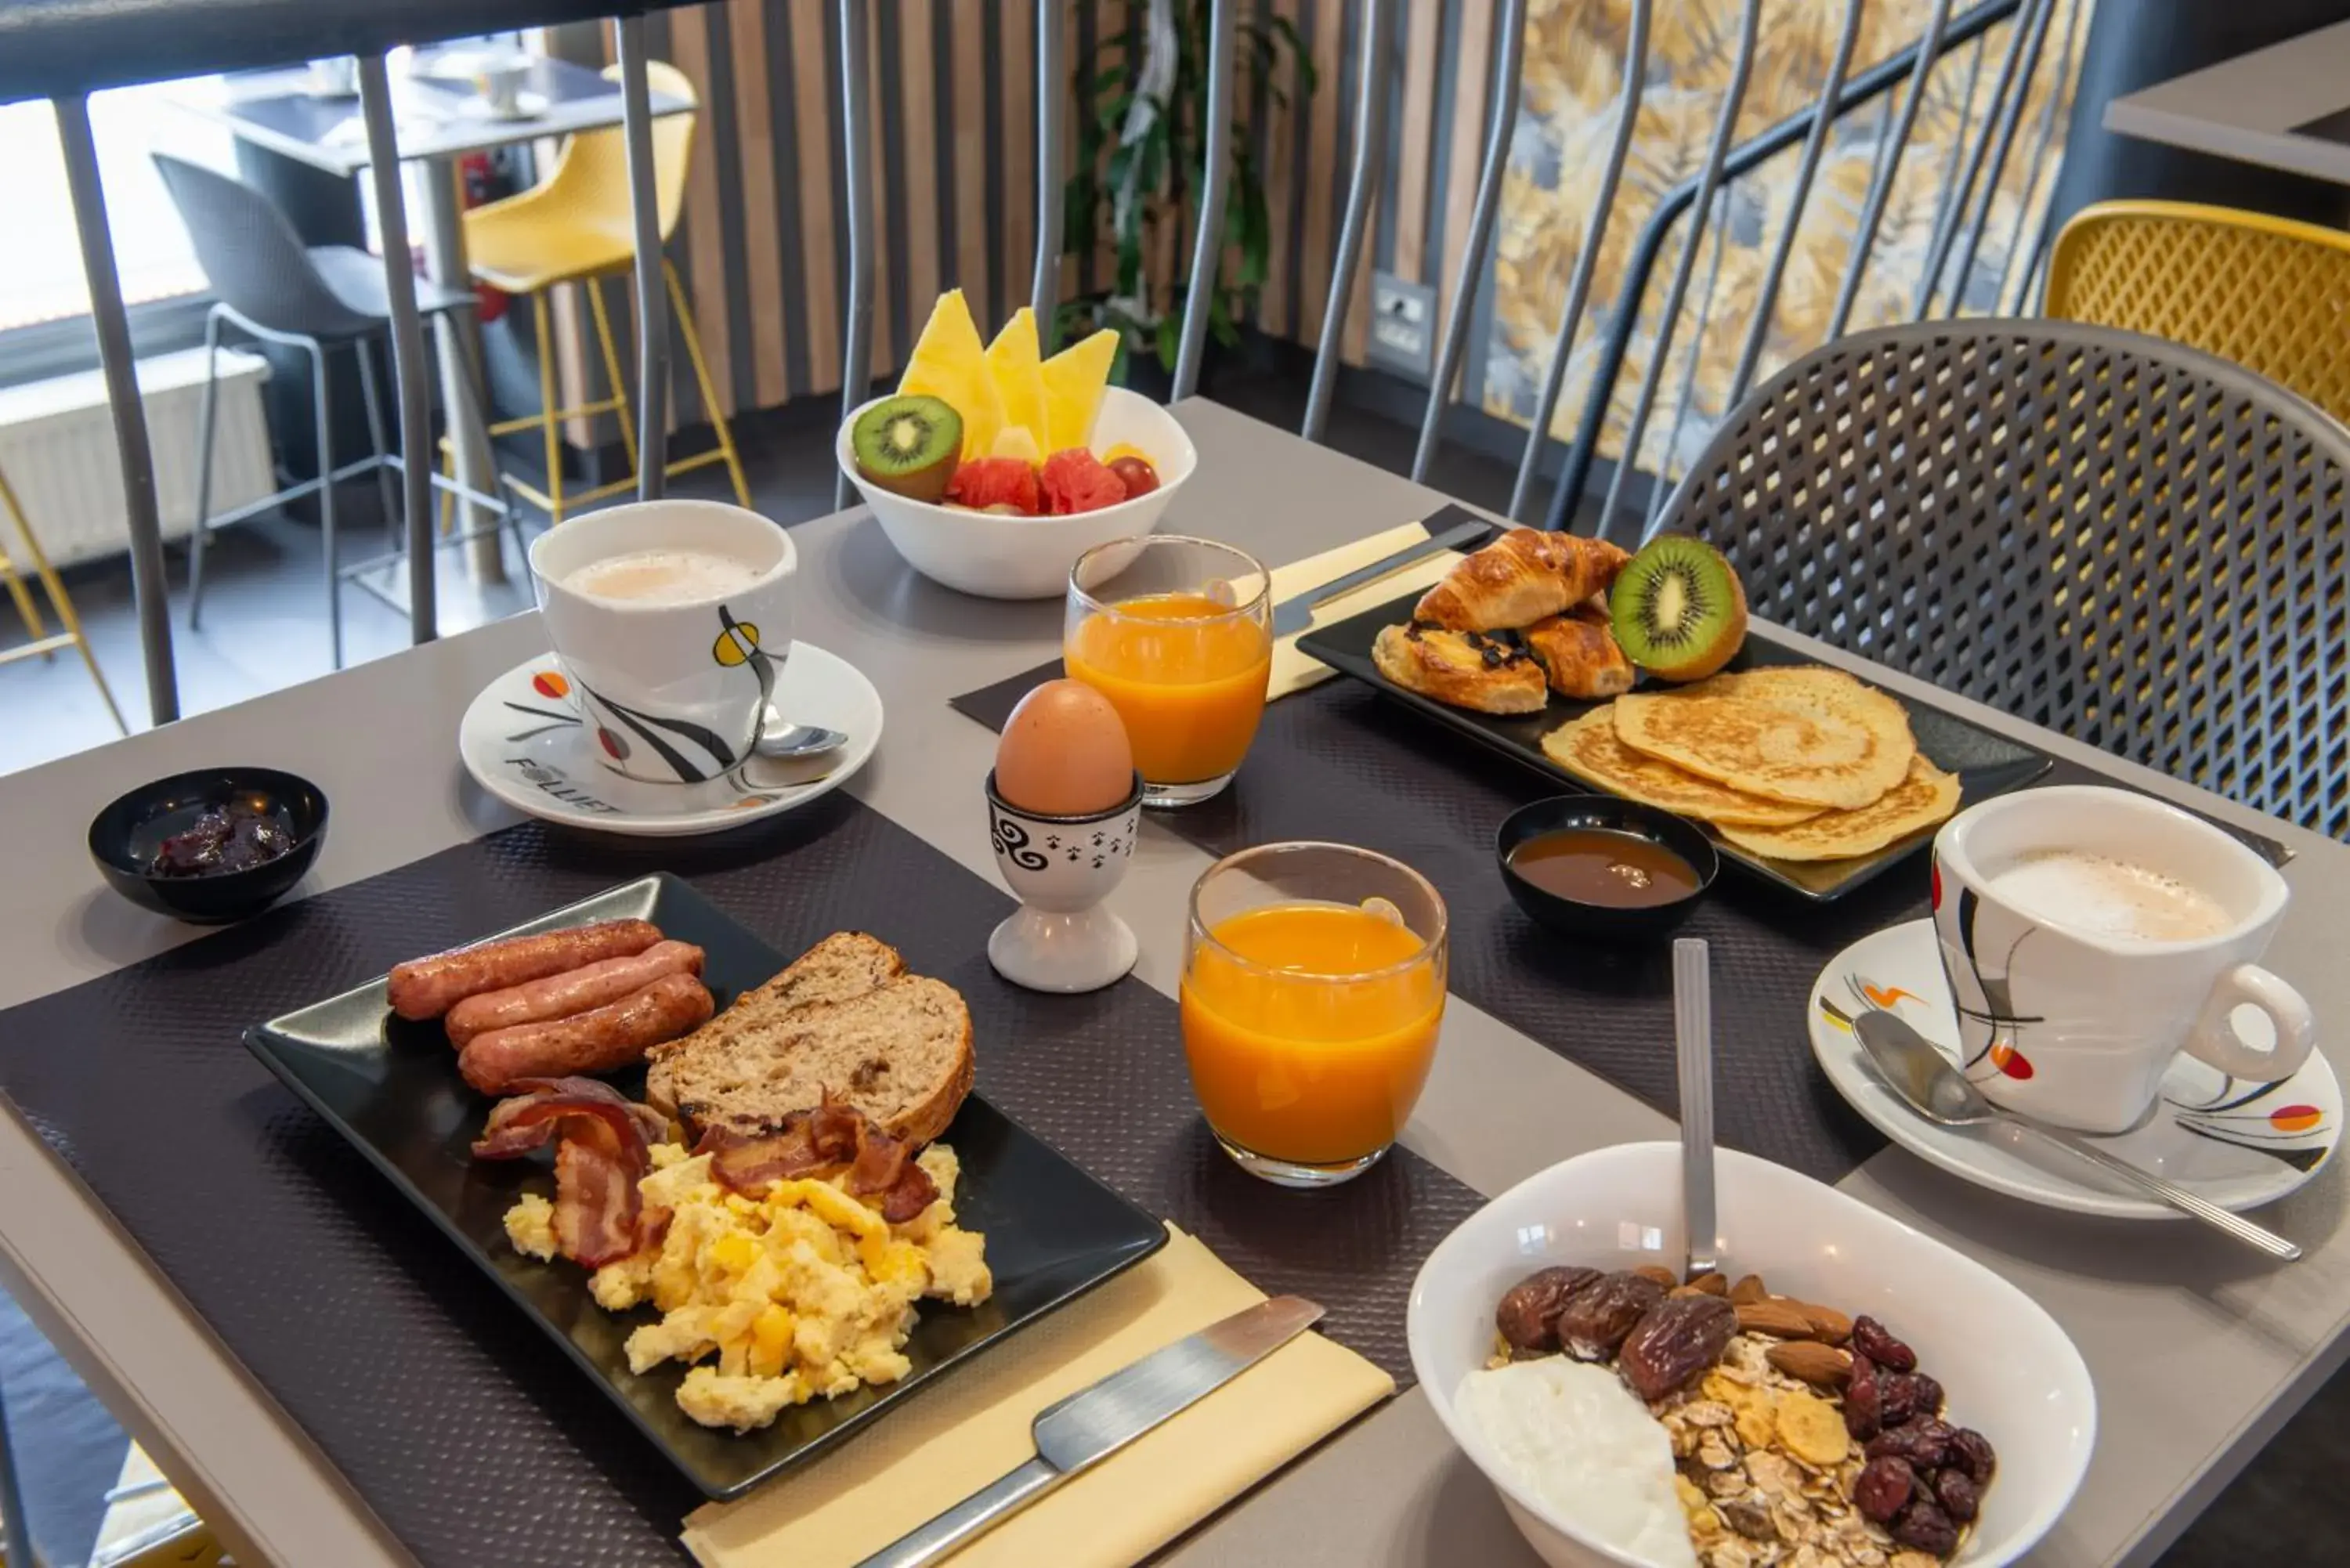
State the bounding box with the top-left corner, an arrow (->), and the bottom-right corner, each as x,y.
528,500 -> 795,786
1930,785 -> 2315,1133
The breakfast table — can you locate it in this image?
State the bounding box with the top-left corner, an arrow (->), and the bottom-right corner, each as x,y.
0,398 -> 2346,1568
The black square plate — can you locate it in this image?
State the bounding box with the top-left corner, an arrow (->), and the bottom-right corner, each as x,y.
243,873 -> 1167,1499
1297,590 -> 2054,902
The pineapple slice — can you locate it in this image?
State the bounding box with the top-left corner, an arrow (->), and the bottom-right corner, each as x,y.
897,289 -> 1003,461
1039,327 -> 1120,453
983,306 -> 1050,455
990,425 -> 1043,464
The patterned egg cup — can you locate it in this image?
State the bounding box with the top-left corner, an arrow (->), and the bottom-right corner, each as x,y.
985,769 -> 1144,994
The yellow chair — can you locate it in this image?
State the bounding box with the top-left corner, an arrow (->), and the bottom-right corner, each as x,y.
2044,199 -> 2350,427
0,461 -> 125,734
455,60 -> 750,522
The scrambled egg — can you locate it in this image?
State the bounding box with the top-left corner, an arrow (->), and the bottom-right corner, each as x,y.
504,1142 -> 991,1431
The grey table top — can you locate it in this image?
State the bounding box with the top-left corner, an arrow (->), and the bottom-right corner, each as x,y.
2103,17 -> 2350,186
168,55 -> 691,179
2,398 -> 2346,1567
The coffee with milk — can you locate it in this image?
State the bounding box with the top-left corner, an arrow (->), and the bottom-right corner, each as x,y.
1985,849 -> 2233,944
565,547 -> 762,607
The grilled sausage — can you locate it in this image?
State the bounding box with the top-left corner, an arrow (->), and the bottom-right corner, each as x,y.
457,973 -> 714,1093
445,940 -> 706,1047
388,919 -> 663,1021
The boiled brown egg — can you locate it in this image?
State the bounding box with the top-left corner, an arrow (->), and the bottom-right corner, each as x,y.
993,679 -> 1135,815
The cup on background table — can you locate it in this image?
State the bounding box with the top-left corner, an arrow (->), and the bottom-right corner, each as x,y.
1931,784 -> 2316,1134
1064,536 -> 1274,808
528,500 -> 796,786
1180,843 -> 1448,1187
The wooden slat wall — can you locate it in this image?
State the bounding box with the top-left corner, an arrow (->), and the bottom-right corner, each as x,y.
543,0 -> 1479,451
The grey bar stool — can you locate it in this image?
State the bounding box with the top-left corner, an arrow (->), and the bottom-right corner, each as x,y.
153,154 -> 510,668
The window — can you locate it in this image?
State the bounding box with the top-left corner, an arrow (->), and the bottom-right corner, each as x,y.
0,81 -> 237,334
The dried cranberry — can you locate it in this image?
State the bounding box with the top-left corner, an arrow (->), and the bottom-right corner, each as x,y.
1494,1266 -> 1600,1353
1879,1371 -> 1943,1427
1892,1498 -> 1961,1555
1851,1315 -> 1917,1372
1844,1352 -> 1882,1440
1950,1426 -> 1998,1487
1853,1457 -> 1918,1523
1934,1466 -> 1982,1523
1865,1418 -> 1955,1469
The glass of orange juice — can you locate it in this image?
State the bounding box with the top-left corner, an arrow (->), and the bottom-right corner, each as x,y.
1180,842 -> 1448,1187
1064,536 -> 1274,808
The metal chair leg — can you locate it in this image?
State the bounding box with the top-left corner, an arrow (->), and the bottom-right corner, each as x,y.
309,341 -> 342,668
0,1377 -> 42,1568
835,0 -> 875,504
586,280 -> 640,476
664,261 -> 752,508
354,335 -> 400,551
1031,0 -> 1065,350
0,464 -> 126,733
0,547 -> 49,652
1304,0 -> 1395,445
615,16 -> 670,504
532,289 -> 566,525
187,308 -> 223,630
1171,0 -> 1234,403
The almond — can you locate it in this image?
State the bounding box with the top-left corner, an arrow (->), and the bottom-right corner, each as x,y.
1728,1274 -> 1770,1305
1766,1340 -> 1853,1389
1632,1265 -> 1678,1288
1734,1299 -> 1818,1339
1780,1299 -> 1853,1345
1687,1270 -> 1729,1296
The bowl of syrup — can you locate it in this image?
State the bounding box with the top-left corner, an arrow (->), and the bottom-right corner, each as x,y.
88,767 -> 328,923
1495,795 -> 1717,941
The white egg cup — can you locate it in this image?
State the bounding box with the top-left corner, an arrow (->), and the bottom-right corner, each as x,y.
985,769 -> 1143,993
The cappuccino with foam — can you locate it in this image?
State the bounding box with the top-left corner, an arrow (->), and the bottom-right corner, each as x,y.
565,547 -> 761,606
1987,848 -> 2233,943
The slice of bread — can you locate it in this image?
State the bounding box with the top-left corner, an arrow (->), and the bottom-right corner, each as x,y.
645,933 -> 972,1147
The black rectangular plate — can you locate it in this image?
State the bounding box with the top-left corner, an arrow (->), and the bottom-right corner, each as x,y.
1297,590 -> 2054,902
243,873 -> 1167,1500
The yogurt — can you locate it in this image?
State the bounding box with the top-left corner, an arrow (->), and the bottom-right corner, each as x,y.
1456,1358 -> 1697,1568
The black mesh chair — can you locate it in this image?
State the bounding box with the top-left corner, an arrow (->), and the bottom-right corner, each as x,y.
1647,318 -> 2350,840
153,154 -> 509,667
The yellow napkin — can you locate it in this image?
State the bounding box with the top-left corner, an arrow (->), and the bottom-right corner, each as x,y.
680,1225 -> 1394,1568
1264,520 -> 1465,700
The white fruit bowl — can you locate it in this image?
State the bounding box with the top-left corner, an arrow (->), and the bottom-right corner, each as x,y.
836,386 -> 1197,600
1408,1142 -> 2094,1568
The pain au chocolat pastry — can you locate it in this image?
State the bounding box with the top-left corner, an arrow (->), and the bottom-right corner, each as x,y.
1412,528 -> 1629,633
1372,623 -> 1549,714
1522,599 -> 1636,701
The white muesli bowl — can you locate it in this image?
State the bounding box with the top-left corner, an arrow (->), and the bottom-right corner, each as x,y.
1408,1142 -> 2094,1568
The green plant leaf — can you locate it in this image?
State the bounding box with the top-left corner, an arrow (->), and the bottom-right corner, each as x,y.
1156,314 -> 1183,370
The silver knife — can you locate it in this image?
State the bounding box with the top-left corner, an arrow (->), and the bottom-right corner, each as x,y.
855,1295 -> 1325,1568
1269,515 -> 1491,638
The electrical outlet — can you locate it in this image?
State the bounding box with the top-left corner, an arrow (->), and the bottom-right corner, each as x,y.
1367,271 -> 1434,381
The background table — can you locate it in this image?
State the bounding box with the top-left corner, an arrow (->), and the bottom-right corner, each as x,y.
2103,17 -> 2350,187
1,400 -> 2345,1566
168,56 -> 691,585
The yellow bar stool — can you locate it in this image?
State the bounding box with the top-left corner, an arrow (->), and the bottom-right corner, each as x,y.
0,461 -> 127,735
454,60 -> 750,523
2045,199 -> 2350,427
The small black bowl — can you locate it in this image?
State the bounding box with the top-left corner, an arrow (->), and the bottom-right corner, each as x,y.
88,767 -> 329,924
1495,794 -> 1719,941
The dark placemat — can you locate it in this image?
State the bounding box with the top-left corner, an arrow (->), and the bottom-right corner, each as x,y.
0,796 -> 1480,1568
954,657 -> 2290,1185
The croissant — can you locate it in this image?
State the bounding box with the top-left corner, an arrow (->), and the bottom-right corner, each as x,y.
1523,599 -> 1636,701
1412,528 -> 1629,631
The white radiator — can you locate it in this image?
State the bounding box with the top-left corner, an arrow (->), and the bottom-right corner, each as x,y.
0,345 -> 275,569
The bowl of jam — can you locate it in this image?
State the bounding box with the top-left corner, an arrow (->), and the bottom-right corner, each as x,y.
1495,795 -> 1717,941
88,767 -> 328,923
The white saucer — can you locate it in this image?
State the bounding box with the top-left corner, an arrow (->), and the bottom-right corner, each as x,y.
1810,919 -> 2339,1218
459,645 -> 881,837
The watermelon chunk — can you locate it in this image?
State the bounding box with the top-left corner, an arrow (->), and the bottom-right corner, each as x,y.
1039,449 -> 1129,515
944,457 -> 1043,515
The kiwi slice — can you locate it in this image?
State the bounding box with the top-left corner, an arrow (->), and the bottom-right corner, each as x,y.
852,395 -> 964,502
1609,535 -> 1748,682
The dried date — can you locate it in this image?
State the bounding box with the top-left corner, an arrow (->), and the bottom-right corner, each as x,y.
1891,1498 -> 1961,1555
1851,1314 -> 1918,1372
1949,1426 -> 1998,1487
1934,1465 -> 1982,1523
1853,1456 -> 1918,1524
1844,1351 -> 1882,1440
1494,1265 -> 1600,1353
1864,1418 -> 1954,1470
1556,1271 -> 1666,1361
1618,1293 -> 1736,1400
1719,1497 -> 1778,1542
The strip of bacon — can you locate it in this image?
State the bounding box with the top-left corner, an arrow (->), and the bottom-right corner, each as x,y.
698,1097 -> 938,1222
472,1078 -> 660,1266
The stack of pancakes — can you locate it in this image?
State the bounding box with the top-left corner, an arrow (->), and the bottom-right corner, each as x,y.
1540,667 -> 1961,861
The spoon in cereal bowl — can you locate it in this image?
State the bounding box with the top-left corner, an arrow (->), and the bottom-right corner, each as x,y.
1674,937 -> 1719,1284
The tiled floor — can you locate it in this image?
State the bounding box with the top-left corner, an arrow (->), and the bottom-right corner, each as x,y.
0,375 -> 2340,1564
